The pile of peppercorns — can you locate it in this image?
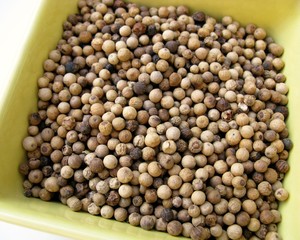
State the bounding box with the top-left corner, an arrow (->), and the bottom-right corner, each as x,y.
19,0 -> 292,239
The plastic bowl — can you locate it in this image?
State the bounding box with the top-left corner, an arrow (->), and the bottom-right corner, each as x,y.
0,0 -> 299,239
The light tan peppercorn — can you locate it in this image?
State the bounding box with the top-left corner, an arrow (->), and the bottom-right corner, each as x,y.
145,132 -> 161,148
67,196 -> 82,211
226,129 -> 242,146
23,136 -> 38,152
117,167 -> 133,183
103,155 -> 118,169
227,224 -> 243,239
148,161 -> 162,177
274,188 -> 289,201
157,185 -> 172,200
101,205 -> 114,219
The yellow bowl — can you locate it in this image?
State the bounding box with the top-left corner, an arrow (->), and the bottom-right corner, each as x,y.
0,0 -> 300,239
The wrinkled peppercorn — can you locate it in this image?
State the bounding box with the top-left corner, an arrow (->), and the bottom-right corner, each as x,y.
192,11 -> 206,24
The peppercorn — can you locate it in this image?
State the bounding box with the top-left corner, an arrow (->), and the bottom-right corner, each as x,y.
190,226 -> 210,240
140,215 -> 156,230
167,220 -> 183,236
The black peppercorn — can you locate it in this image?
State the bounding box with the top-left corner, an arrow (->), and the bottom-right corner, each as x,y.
24,189 -> 32,198
106,190 -> 120,206
79,121 -> 91,135
147,25 -> 157,37
192,11 -> 206,25
152,54 -> 160,64
29,113 -> 42,126
165,41 -> 179,54
105,64 -> 116,73
181,127 -> 193,140
130,147 -> 142,160
65,61 -> 79,73
282,138 -> 293,151
126,120 -> 139,132
275,105 -> 289,119
40,156 -> 51,167
263,60 -> 273,70
161,208 -> 174,222
133,82 -> 146,95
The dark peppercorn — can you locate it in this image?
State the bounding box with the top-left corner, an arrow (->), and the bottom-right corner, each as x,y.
165,41 -> 179,54
65,62 -> 79,73
57,176 -> 68,187
102,25 -> 112,34
132,22 -> 147,36
251,65 -> 264,76
105,64 -> 116,73
67,14 -> 78,25
113,0 -> 127,9
282,138 -> 293,151
79,121 -> 91,135
24,189 -> 32,198
42,166 -> 53,177
29,113 -> 42,126
147,25 -> 157,37
192,12 -> 206,25
236,80 -> 244,91
89,158 -> 104,173
263,60 -> 273,70
152,54 -> 160,64
106,190 -> 120,206
60,185 -> 74,198
218,36 -> 226,45
126,120 -> 139,132
250,151 -> 261,161
205,214 -> 217,227
256,224 -> 268,239
40,156 -> 51,167
181,127 -> 193,140
158,109 -> 169,122
130,147 -> 142,160
252,172 -> 264,184
38,121 -> 47,131
134,47 -> 145,58
133,82 -> 146,95
111,23 -> 122,34
176,139 -> 188,152
19,162 -> 29,175
275,105 -> 289,119
161,208 -> 174,222
75,182 -> 89,198
190,226 -> 209,240
275,160 -> 289,173
216,98 -> 230,112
